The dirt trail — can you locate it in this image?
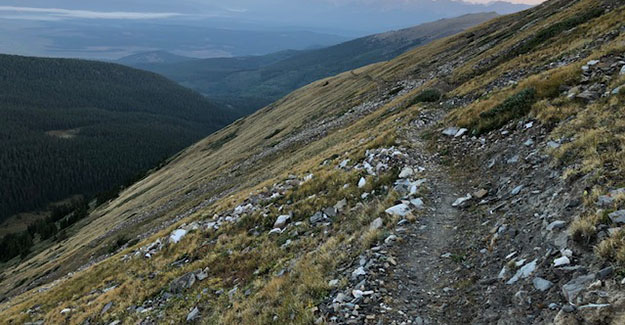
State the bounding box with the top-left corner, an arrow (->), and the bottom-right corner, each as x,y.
372,116 -> 482,324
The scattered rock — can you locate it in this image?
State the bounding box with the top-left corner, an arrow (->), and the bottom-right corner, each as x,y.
510,185 -> 523,196
474,189 -> 489,199
310,211 -> 325,224
608,210 -> 625,224
455,128 -> 468,138
169,272 -> 197,294
562,274 -> 595,304
596,266 -> 613,280
410,198 -> 425,209
452,194 -> 472,207
554,256 -> 570,267
273,214 -> 291,229
398,167 -> 414,178
358,177 -> 367,188
196,268 -> 209,281
442,127 -> 460,136
385,203 -> 411,217
101,302 -> 113,315
507,155 -> 520,164
369,217 -> 384,230
546,220 -> 567,231
334,199 -> 347,211
506,259 -> 537,285
352,267 -> 366,279
323,207 -> 338,218
186,307 -> 200,322
547,141 -> 561,149
169,229 -> 188,244
532,277 -> 553,292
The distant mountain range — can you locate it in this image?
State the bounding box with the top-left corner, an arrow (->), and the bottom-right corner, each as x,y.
116,51 -> 197,65
124,13 -> 499,114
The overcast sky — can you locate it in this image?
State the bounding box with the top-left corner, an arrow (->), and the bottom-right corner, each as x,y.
0,0 -> 543,59
0,1 -> 544,21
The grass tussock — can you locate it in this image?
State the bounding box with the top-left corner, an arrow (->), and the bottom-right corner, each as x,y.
471,88 -> 536,134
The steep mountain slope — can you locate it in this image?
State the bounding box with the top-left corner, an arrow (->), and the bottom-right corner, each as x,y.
0,54 -> 235,222
3,0 -> 625,324
130,13 -> 498,114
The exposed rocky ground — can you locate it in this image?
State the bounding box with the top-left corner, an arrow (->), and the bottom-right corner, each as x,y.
317,107 -> 625,324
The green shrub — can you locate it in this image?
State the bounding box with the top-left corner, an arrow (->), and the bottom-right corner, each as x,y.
473,88 -> 537,134
410,89 -> 441,105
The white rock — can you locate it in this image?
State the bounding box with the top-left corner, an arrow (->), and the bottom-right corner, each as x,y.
369,217 -> 384,230
333,293 -> 347,303
352,266 -> 366,278
621,65 -> 625,75
384,234 -> 398,244
452,194 -> 472,207
587,59 -> 600,66
186,307 -> 200,322
339,159 -> 350,168
334,199 -> 347,211
273,214 -> 291,229
455,128 -> 468,138
532,277 -> 553,291
442,127 -> 460,136
410,198 -> 425,209
547,141 -> 561,149
506,259 -> 537,285
60,308 -> 71,314
510,185 -> 523,196
554,256 -> 570,267
169,229 -> 188,243
352,289 -> 365,299
358,177 -> 367,188
398,167 -> 414,178
268,228 -> 283,235
385,204 -> 411,217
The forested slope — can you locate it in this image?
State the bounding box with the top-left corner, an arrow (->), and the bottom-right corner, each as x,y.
0,54 -> 234,221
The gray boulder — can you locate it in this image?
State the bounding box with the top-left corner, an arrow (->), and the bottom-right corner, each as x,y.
273,214 -> 291,229
609,210 -> 625,224
532,277 -> 553,292
187,307 -> 200,322
310,211 -> 326,224
562,274 -> 595,304
323,207 -> 338,218
169,272 -> 197,294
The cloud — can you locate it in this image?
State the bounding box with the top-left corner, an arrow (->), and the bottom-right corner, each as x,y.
0,6 -> 182,20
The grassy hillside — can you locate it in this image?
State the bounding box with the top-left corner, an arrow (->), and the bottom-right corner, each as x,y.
130,13 -> 498,114
0,54 -> 235,223
3,0 -> 625,324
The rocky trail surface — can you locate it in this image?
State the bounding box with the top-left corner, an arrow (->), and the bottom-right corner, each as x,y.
319,107 -> 625,324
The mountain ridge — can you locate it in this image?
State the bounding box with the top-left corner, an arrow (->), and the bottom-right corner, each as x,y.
126,12 -> 499,114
